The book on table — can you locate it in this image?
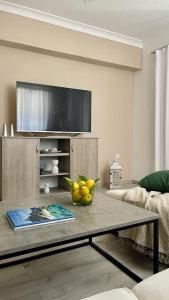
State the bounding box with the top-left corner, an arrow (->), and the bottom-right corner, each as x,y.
7,204 -> 75,230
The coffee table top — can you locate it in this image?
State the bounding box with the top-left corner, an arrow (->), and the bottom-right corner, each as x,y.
0,192 -> 159,255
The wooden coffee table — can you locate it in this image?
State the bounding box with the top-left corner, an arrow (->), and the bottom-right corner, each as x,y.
0,192 -> 160,282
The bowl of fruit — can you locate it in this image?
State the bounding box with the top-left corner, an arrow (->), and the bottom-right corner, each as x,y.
64,176 -> 99,205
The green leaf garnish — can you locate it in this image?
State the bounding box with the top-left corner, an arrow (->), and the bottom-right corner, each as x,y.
78,175 -> 87,182
64,177 -> 73,187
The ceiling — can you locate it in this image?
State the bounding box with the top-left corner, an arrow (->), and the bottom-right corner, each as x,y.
2,0 -> 169,40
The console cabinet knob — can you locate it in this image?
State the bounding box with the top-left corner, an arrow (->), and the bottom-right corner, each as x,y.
36,146 -> 39,153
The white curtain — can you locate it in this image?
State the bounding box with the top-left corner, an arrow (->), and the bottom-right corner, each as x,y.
155,46 -> 169,170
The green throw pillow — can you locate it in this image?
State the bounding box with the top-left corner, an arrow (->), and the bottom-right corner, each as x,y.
138,170 -> 169,193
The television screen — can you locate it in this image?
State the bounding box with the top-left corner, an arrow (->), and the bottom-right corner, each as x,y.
16,82 -> 91,133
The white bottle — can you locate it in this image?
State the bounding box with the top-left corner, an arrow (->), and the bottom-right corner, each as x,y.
10,124 -> 14,137
3,123 -> 8,137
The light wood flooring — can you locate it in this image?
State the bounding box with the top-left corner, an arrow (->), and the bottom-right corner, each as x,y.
0,235 -> 166,300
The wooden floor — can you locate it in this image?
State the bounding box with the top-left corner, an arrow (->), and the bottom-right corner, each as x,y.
0,235 -> 166,300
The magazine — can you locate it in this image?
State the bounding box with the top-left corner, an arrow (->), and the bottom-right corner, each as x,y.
7,204 -> 75,230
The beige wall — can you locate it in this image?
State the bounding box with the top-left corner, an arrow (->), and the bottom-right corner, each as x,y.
0,10 -> 141,186
0,11 -> 142,71
133,50 -> 155,180
133,30 -> 169,180
0,45 -> 134,185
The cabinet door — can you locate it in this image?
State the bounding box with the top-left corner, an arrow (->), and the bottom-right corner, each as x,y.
70,139 -> 98,181
2,138 -> 40,201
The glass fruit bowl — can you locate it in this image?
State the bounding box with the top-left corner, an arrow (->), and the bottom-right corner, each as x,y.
64,176 -> 99,206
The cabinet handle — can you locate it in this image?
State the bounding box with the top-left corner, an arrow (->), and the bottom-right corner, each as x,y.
36,146 -> 39,153
71,145 -> 73,152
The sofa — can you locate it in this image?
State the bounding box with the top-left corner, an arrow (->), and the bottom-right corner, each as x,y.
81,268 -> 169,300
107,187 -> 169,264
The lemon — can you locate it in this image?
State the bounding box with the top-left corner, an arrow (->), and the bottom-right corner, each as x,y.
72,182 -> 79,190
86,179 -> 95,190
82,193 -> 93,203
78,180 -> 86,187
72,189 -> 81,201
80,186 -> 89,196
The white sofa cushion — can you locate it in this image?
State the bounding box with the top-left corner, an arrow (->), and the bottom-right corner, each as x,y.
81,288 -> 139,300
132,269 -> 169,300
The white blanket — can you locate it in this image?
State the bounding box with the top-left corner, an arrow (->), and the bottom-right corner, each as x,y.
107,187 -> 169,264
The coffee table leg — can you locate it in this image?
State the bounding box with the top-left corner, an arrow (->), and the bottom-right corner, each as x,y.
153,219 -> 159,274
89,237 -> 92,243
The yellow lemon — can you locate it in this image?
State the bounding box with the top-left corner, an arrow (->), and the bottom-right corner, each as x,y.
82,193 -> 93,203
72,182 -> 79,190
78,180 -> 86,187
86,179 -> 95,190
72,189 -> 81,201
80,186 -> 89,196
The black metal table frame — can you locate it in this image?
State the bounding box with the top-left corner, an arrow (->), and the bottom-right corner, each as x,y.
0,218 -> 159,283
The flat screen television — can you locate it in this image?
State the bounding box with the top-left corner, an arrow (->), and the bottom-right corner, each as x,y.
16,81 -> 91,133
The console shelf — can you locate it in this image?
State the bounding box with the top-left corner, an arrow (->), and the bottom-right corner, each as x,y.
40,187 -> 68,195
40,153 -> 70,157
40,171 -> 69,177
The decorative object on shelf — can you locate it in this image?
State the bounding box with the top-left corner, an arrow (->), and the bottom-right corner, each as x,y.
51,160 -> 59,174
51,150 -> 62,153
10,124 -> 14,137
44,160 -> 52,172
51,147 -> 58,152
109,154 -> 122,189
3,123 -> 8,137
64,175 -> 99,206
40,149 -> 62,154
40,160 -> 44,175
40,149 -> 49,154
44,182 -> 50,194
